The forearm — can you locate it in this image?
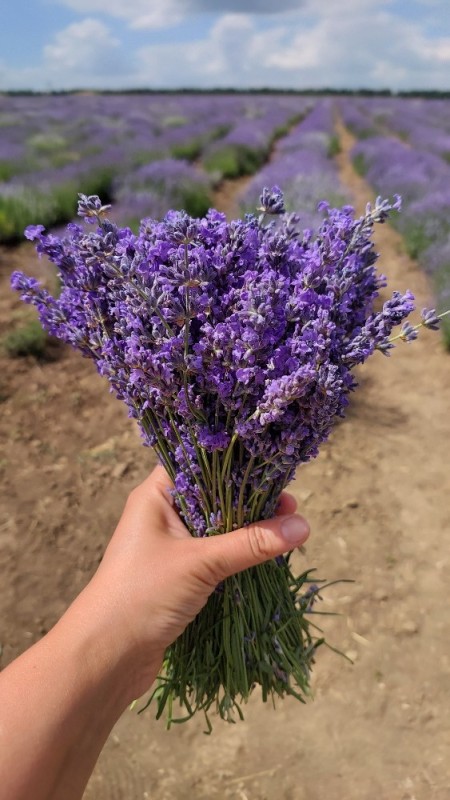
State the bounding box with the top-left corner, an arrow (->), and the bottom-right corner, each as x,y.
0,468 -> 308,799
0,586 -> 160,800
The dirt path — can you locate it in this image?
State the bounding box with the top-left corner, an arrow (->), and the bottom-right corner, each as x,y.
1,122 -> 450,799
212,174 -> 252,219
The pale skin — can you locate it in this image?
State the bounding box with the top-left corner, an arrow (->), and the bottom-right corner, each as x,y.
0,466 -> 310,800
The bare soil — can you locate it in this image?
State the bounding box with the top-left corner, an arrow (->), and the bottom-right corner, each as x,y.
1,123 -> 450,800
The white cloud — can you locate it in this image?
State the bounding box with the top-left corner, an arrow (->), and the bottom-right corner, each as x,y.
0,18 -> 132,91
2,1 -> 450,90
43,19 -> 123,77
53,0 -> 184,30
135,14 -> 256,84
133,3 -> 450,90
188,0 -> 302,11
54,0 -> 305,29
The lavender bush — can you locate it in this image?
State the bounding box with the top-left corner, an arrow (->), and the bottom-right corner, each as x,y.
0,93 -> 304,242
12,188 -> 443,729
202,98 -> 309,180
350,130 -> 450,346
113,158 -> 213,227
241,100 -> 349,229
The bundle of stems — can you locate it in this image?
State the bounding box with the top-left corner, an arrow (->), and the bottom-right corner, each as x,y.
141,429 -> 324,728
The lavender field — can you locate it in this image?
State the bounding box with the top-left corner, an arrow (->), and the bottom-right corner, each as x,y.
340,95 -> 450,343
0,93 -> 307,237
2,93 -> 450,800
1,92 -> 450,346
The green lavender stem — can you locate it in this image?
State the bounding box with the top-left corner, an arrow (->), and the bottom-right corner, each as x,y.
143,559 -> 322,729
137,426 -> 324,729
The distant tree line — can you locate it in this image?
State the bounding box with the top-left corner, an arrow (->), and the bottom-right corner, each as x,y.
2,88 -> 450,99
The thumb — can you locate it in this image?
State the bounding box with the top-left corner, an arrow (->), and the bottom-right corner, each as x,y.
199,514 -> 310,582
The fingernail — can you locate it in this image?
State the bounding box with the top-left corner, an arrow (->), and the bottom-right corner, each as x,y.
281,515 -> 309,544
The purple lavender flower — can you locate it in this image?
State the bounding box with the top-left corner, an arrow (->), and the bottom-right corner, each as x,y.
421,308 -> 441,330
258,186 -> 285,215
12,191 -> 419,530
400,321 -> 419,342
24,224 -> 46,240
77,193 -> 111,222
12,189 -> 426,727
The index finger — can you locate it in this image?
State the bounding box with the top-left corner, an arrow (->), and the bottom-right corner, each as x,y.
275,491 -> 298,517
133,462 -> 175,506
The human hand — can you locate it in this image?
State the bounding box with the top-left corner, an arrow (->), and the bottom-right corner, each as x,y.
0,465 -> 310,800
80,465 -> 310,701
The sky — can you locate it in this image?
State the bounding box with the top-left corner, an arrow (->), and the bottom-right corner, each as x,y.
1,0 -> 450,92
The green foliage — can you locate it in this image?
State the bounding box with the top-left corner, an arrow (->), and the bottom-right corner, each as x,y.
271,123 -> 290,140
162,115 -> 187,128
203,144 -> 266,180
203,146 -> 240,178
441,316 -> 450,350
48,151 -> 81,169
238,146 -> 267,175
122,216 -> 141,234
179,184 -> 212,217
171,125 -> 232,163
203,112 -> 304,181
0,199 -> 35,241
324,191 -> 350,209
356,127 -> 378,140
402,225 -> 433,259
131,150 -> 164,168
214,124 -> 232,140
352,152 -> 368,176
28,133 -> 67,155
0,161 -> 16,181
327,134 -> 341,158
401,215 -> 450,261
0,157 -> 38,181
429,264 -> 450,351
271,112 -> 304,142
2,318 -> 50,359
0,167 -> 114,244
171,138 -> 203,161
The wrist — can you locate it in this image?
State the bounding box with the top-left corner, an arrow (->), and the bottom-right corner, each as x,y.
56,582 -> 163,708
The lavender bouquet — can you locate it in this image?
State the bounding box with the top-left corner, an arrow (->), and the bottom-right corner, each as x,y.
11,188 -> 443,728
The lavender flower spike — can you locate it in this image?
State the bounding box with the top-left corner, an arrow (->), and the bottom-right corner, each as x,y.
12,188 -> 438,728
77,193 -> 111,223
258,185 -> 285,215
421,308 -> 441,330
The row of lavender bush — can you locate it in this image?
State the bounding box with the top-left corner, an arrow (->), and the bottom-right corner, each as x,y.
338,97 -> 450,345
0,94 -> 305,242
3,93 -> 450,351
240,98 -> 350,228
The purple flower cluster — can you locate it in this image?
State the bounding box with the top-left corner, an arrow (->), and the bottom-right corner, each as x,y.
13,188 -> 432,726
13,189 -> 414,536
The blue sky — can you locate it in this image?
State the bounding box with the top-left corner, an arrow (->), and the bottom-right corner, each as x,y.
1,0 -> 450,91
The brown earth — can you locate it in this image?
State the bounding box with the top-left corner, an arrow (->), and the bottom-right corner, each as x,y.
1,122 -> 450,800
